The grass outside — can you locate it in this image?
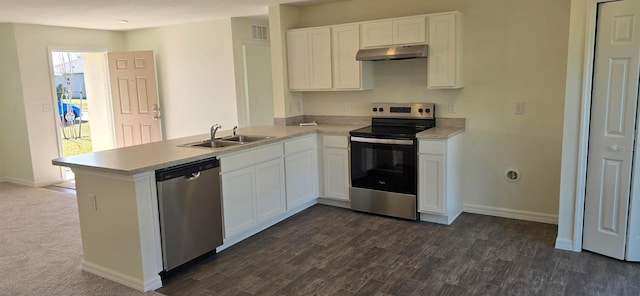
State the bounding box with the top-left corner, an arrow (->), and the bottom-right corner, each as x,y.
61,121 -> 92,156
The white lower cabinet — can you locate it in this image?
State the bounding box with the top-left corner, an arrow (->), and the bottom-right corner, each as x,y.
220,143 -> 285,242
417,133 -> 463,225
284,135 -> 319,210
221,167 -> 257,238
321,135 -> 350,201
255,159 -> 286,223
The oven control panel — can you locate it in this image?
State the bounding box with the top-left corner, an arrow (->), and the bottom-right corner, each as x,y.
370,103 -> 435,119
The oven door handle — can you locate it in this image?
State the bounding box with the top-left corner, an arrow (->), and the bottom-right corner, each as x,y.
350,136 -> 414,145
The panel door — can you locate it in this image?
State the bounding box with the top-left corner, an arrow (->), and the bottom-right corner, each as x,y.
323,148 -> 349,201
584,0 -> 640,260
286,30 -> 310,90
107,51 -> 161,147
285,150 -> 319,209
332,24 -> 362,89
221,168 -> 257,239
393,17 -> 426,45
255,158 -> 286,224
308,27 -> 333,89
418,154 -> 445,214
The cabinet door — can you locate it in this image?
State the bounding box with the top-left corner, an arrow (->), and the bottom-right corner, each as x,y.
323,148 -> 350,201
255,158 -> 286,224
332,24 -> 362,89
221,168 -> 257,239
393,17 -> 426,45
287,30 -> 310,90
428,13 -> 461,88
308,27 -> 332,89
361,20 -> 393,48
285,150 -> 319,209
418,154 -> 445,214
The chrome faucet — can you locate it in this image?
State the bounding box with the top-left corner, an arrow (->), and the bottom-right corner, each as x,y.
210,124 -> 222,141
232,126 -> 238,136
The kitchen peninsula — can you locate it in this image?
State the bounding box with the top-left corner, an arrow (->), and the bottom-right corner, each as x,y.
52,124 -> 463,292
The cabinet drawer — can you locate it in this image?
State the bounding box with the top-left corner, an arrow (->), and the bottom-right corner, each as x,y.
285,134 -> 317,155
323,135 -> 348,148
221,143 -> 283,172
419,140 -> 445,154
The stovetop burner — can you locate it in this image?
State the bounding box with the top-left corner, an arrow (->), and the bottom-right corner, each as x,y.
350,103 -> 436,139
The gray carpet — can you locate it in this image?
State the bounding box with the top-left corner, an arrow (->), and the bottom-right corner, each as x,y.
0,182 -> 163,296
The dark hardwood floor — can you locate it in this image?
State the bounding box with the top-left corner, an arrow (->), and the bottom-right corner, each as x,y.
157,205 -> 639,296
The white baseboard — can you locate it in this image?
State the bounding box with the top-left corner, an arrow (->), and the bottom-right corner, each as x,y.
2,177 -> 35,187
1,177 -> 65,188
82,260 -> 162,292
317,197 -> 350,209
555,237 -> 576,251
462,204 -> 558,225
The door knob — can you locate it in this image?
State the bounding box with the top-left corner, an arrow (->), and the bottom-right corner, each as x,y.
153,115 -> 161,120
610,145 -> 620,152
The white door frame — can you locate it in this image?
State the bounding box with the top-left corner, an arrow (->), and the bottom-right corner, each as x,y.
47,47 -> 112,180
573,0 -> 624,252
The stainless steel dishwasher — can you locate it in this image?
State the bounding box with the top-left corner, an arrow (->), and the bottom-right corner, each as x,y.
156,158 -> 223,271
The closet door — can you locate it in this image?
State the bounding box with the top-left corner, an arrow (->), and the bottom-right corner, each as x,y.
583,0 -> 640,260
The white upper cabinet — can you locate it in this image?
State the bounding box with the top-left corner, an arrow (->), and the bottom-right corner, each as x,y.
361,20 -> 393,48
393,17 -> 427,45
361,16 -> 426,48
286,27 -> 332,90
427,12 -> 464,89
332,24 -> 374,90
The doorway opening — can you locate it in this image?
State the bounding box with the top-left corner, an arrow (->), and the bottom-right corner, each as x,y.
50,50 -> 115,181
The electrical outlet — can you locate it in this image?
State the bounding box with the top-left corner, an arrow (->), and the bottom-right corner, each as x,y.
89,194 -> 97,211
42,103 -> 53,112
341,102 -> 350,112
296,100 -> 302,112
448,103 -> 456,114
514,102 -> 525,115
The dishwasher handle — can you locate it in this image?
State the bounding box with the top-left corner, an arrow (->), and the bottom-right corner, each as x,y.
185,172 -> 201,181
156,158 -> 219,182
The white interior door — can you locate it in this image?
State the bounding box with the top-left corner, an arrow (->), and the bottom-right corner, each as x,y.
584,0 -> 640,260
107,50 -> 162,147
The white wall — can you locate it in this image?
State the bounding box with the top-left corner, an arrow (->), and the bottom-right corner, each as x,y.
230,17 -> 272,127
556,0 -> 588,248
125,20 -> 238,139
282,0 -> 571,221
7,24 -> 125,186
269,5 -> 303,119
0,24 -> 32,184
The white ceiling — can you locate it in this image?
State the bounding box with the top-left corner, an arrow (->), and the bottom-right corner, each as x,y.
0,0 -> 341,31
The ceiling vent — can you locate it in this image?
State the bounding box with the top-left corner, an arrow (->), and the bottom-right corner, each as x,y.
252,25 -> 268,41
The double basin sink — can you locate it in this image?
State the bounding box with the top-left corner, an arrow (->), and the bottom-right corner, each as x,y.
181,135 -> 275,149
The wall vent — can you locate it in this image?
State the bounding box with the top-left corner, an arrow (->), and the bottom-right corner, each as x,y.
252,25 -> 268,40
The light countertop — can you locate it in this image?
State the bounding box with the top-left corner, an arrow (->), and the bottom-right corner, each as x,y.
52,124 -> 463,175
416,127 -> 465,139
52,124 -> 364,175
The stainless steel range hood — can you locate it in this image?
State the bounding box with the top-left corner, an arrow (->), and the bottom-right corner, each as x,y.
355,44 -> 428,61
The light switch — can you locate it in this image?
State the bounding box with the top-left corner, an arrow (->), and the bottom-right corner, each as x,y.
341,103 -> 349,111
514,102 -> 524,115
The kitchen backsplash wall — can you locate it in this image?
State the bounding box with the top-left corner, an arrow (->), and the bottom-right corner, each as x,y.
303,59 -> 461,118
288,0 -> 570,221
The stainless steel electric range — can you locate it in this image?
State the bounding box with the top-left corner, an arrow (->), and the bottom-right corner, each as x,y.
349,103 -> 435,220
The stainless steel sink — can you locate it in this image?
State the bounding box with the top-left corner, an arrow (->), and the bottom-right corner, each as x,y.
179,135 -> 274,149
221,135 -> 274,143
180,140 -> 240,149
